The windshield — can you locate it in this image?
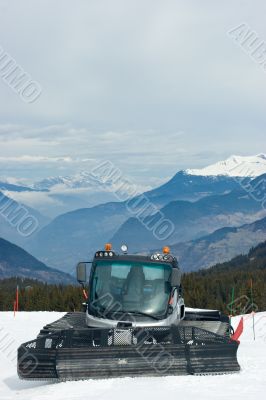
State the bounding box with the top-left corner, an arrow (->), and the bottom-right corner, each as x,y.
90,260 -> 172,318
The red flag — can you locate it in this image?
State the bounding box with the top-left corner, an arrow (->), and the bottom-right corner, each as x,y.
231,317 -> 244,343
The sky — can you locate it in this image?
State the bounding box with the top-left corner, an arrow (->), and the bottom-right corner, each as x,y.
0,0 -> 266,187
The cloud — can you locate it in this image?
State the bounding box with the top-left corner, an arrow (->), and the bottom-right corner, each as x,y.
0,124 -> 25,135
0,155 -> 73,163
0,123 -> 187,167
0,0 -> 266,185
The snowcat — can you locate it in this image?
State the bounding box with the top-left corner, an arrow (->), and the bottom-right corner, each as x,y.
17,244 -> 242,380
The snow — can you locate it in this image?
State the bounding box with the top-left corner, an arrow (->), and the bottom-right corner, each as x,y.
31,170 -> 150,193
32,172 -> 101,190
186,154 -> 266,177
0,311 -> 266,400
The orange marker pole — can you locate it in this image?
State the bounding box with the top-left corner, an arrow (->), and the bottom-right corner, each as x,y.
82,288 -> 88,300
13,300 -> 16,317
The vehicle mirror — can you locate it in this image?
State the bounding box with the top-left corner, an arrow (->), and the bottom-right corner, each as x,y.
170,268 -> 181,287
76,262 -> 87,283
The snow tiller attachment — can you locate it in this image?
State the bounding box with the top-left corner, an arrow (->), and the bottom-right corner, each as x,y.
18,244 -> 241,380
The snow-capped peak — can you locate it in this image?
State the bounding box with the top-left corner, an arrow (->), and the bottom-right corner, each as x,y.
32,171 -> 104,191
186,154 -> 266,177
31,171 -> 150,194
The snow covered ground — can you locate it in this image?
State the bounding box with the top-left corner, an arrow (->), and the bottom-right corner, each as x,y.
0,311 -> 266,400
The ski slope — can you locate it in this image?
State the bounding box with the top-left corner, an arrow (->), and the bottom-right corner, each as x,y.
0,312 -> 265,400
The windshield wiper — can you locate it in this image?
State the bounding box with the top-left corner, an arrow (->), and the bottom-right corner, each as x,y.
119,310 -> 161,320
90,305 -> 161,321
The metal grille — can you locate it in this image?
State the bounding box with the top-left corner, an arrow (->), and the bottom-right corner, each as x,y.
24,325 -> 229,351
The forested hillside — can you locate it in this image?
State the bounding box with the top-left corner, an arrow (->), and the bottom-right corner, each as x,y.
182,241 -> 266,313
0,241 -> 265,313
0,278 -> 83,312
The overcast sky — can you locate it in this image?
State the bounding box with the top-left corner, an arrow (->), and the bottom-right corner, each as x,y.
0,0 -> 266,186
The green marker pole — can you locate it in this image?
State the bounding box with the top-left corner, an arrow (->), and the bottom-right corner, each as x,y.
230,287 -> 235,328
250,279 -> 255,341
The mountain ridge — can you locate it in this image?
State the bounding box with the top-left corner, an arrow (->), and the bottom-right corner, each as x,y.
0,237 -> 75,284
111,181 -> 266,253
169,215 -> 266,272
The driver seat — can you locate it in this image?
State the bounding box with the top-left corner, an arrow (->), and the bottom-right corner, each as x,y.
123,266 -> 145,303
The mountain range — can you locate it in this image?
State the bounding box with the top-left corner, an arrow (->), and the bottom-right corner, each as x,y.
26,174 -> 266,274
3,154 -> 266,218
23,173 -> 250,272
0,191 -> 50,247
1,154 -> 266,277
111,174 -> 266,254
170,215 -> 266,272
0,181 -> 34,192
1,171 -> 137,218
0,237 -> 75,284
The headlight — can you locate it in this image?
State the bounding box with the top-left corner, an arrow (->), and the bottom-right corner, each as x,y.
121,244 -> 128,253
